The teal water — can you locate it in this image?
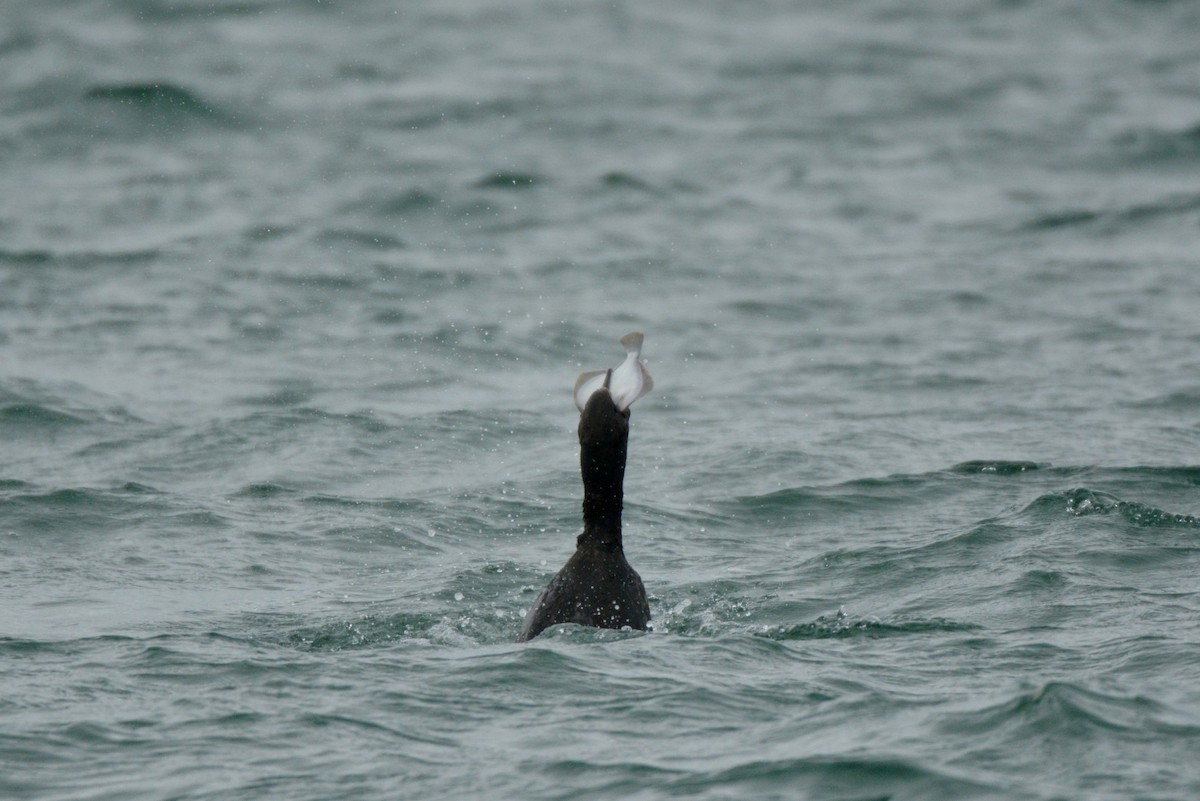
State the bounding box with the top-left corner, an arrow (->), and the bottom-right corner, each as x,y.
3,1 -> 1200,799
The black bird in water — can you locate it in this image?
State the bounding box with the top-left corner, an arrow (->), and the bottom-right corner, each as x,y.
517,333 -> 654,642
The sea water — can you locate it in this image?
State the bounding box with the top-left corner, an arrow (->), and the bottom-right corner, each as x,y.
3,1 -> 1200,799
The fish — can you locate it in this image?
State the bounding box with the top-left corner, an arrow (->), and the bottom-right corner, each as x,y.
573,332 -> 654,413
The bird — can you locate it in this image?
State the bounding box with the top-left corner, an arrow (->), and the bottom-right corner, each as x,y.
517,333 -> 654,642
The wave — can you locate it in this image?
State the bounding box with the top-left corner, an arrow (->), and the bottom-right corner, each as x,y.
1030,488 -> 1200,528
0,246 -> 163,268
869,480 -> 1200,563
275,554 -> 555,650
0,484 -> 176,539
235,380 -> 317,408
74,82 -> 245,139
342,188 -> 442,219
474,171 -> 542,190
231,482 -> 299,499
942,680 -> 1200,739
1,380 -> 142,435
0,402 -> 88,429
723,472 -> 945,518
1112,122 -> 1200,163
1022,192 -> 1200,232
311,228 -> 407,253
723,463 -> 1200,517
84,82 -> 222,117
0,248 -> 53,266
283,603 -> 529,651
599,171 -> 658,193
396,98 -> 521,132
1125,388 -> 1200,412
949,460 -> 1043,475
285,612 -> 443,651
666,755 -> 1021,801
756,611 -> 979,641
129,1 -> 280,22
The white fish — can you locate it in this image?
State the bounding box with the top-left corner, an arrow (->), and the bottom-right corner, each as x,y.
573,332 -> 654,412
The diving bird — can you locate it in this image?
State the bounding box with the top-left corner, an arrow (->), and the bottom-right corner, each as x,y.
517,332 -> 654,642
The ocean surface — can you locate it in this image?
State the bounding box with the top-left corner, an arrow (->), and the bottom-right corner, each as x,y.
3,1 -> 1200,799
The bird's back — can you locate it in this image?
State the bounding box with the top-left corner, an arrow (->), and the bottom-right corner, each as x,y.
517,544 -> 650,642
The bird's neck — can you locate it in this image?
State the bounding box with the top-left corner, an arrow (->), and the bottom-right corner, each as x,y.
578,438 -> 626,551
